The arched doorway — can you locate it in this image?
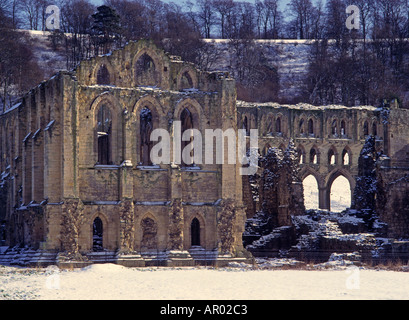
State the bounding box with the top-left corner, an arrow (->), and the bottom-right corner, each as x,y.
191,218 -> 201,246
329,175 -> 352,213
93,217 -> 103,252
303,174 -> 319,210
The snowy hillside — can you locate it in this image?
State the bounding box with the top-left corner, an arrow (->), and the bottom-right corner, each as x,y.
204,39 -> 312,101
22,30 -> 67,79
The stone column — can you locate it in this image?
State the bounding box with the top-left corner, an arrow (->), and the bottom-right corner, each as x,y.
166,166 -> 194,266
319,186 -> 330,210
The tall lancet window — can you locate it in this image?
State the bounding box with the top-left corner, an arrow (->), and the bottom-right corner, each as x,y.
181,108 -> 194,166
140,107 -> 153,166
97,64 -> 110,85
97,104 -> 112,165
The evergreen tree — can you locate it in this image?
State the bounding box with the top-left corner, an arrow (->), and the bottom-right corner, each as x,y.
91,5 -> 122,54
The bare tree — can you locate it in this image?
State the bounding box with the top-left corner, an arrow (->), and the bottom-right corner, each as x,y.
19,0 -> 50,30
212,0 -> 235,39
287,0 -> 316,39
58,0 -> 95,69
196,0 -> 215,38
0,11 -> 43,111
255,0 -> 282,39
105,0 -> 147,40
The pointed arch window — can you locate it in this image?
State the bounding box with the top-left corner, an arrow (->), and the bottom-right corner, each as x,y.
93,217 -> 103,252
243,116 -> 249,136
97,104 -> 112,165
328,149 -> 336,165
299,119 -> 305,135
372,122 -> 377,136
297,146 -> 306,164
97,64 -> 110,85
181,108 -> 194,166
310,148 -> 318,164
342,149 -> 350,166
191,218 -> 201,246
140,107 -> 153,166
135,53 -> 158,86
308,119 -> 314,136
331,120 -> 338,136
180,71 -> 194,90
276,117 -> 282,134
341,120 -> 346,136
363,121 -> 369,136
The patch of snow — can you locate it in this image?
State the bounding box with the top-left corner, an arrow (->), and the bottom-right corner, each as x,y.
1,263 -> 409,300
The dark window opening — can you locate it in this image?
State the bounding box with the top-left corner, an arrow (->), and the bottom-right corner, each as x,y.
299,119 -> 304,135
93,217 -> 103,252
191,218 -> 200,246
181,108 -> 194,166
97,105 -> 112,165
135,53 -> 158,86
276,117 -> 282,133
342,149 -> 350,165
310,148 -> 318,164
180,71 -> 194,90
297,148 -> 305,164
328,149 -> 336,165
243,116 -> 249,136
97,64 -> 110,85
341,120 -> 346,136
372,123 -> 377,136
308,119 -> 314,136
140,107 -> 153,166
331,120 -> 338,135
363,121 -> 369,136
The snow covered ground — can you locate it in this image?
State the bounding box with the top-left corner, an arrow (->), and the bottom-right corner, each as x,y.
0,263 -> 408,300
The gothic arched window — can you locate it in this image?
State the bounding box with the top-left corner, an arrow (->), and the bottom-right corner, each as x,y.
180,71 -> 194,90
97,104 -> 112,165
135,53 -> 158,86
93,217 -> 103,252
97,64 -> 110,85
181,108 -> 194,166
276,117 -> 282,134
191,218 -> 200,246
140,107 -> 153,166
308,119 -> 314,136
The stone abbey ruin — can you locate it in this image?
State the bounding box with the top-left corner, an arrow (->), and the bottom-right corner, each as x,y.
1,40 -> 409,267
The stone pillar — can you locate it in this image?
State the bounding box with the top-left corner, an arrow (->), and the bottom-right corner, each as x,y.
319,186 -> 330,210
119,160 -> 133,200
116,199 -> 145,267
166,166 -> 194,266
57,199 -> 91,268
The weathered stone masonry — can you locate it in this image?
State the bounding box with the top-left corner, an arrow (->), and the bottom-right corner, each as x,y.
0,40 -> 251,266
2,40 -> 409,266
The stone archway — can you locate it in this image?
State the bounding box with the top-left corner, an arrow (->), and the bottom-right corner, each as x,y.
325,169 -> 355,212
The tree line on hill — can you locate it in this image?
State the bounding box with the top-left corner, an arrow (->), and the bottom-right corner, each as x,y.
1,0 -> 409,110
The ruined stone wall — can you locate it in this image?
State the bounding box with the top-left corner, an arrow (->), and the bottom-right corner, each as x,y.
377,164 -> 409,238
238,102 -> 386,212
0,40 -> 249,264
